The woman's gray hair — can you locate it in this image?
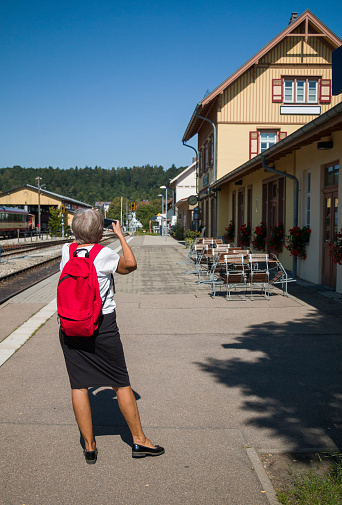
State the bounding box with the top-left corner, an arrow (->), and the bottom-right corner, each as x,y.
72,208 -> 104,244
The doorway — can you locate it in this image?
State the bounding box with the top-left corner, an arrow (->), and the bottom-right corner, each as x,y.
322,191 -> 338,288
321,162 -> 339,289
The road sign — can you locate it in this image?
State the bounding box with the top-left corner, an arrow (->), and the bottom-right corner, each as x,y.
60,204 -> 65,213
188,195 -> 198,205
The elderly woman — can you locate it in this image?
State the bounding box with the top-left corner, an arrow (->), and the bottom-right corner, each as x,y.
59,208 -> 164,464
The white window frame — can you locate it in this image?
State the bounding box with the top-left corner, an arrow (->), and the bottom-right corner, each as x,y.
284,78 -> 318,104
260,131 -> 277,153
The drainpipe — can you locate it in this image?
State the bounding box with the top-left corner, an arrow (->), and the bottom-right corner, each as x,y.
195,105 -> 217,237
261,154 -> 299,279
182,141 -> 198,194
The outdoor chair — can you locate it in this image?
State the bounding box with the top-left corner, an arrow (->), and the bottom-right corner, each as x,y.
268,253 -> 290,297
197,251 -> 227,297
222,254 -> 247,300
247,254 -> 270,300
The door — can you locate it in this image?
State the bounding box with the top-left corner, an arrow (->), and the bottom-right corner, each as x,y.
237,190 -> 245,232
322,191 -> 338,288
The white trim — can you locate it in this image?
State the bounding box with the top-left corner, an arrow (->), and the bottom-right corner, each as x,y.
280,105 -> 321,115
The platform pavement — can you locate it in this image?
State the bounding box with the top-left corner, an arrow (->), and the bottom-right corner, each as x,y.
1,234 -> 341,505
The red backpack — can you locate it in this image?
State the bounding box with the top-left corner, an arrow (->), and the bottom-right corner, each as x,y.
57,243 -> 104,337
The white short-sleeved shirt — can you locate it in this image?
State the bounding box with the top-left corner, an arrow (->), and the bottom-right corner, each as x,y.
60,243 -> 120,314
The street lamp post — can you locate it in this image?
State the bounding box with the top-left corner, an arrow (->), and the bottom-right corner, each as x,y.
160,185 -> 167,242
158,193 -> 164,237
35,176 -> 42,237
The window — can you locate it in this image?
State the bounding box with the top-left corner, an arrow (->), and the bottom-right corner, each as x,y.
204,141 -> 209,172
273,78 -> 331,104
325,162 -> 339,187
284,78 -> 318,103
262,177 -> 285,234
260,132 -> 277,152
199,149 -> 203,177
304,171 -> 311,228
249,130 -> 287,159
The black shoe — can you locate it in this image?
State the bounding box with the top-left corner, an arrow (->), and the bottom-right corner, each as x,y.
83,448 -> 98,464
132,443 -> 165,458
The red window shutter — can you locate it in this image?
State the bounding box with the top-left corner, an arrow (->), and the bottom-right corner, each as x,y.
277,131 -> 287,141
204,141 -> 209,172
319,79 -> 331,103
210,136 -> 214,169
249,131 -> 259,159
199,150 -> 203,177
272,78 -> 283,102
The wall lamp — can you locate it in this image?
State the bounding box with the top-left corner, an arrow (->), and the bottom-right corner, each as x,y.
317,141 -> 333,150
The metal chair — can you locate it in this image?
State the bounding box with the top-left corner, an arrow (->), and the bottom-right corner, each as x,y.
248,254 -> 270,300
223,254 -> 247,300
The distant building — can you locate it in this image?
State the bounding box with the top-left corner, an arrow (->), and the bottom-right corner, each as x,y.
0,184 -> 91,231
95,201 -> 112,217
169,159 -> 197,230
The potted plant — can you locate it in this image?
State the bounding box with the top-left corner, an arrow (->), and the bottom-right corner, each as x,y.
238,223 -> 251,247
286,226 -> 311,260
267,223 -> 284,254
329,229 -> 342,265
251,222 -> 267,251
224,220 -> 235,244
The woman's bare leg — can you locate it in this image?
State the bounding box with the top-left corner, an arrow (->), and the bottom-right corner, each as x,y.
71,388 -> 96,451
113,386 -> 156,448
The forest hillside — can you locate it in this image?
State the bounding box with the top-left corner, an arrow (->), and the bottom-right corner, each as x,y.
0,164 -> 186,205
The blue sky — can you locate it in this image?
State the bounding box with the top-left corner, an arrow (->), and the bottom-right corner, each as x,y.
1,0 -> 341,170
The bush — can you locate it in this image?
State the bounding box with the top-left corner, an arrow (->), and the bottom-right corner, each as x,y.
172,224 -> 185,240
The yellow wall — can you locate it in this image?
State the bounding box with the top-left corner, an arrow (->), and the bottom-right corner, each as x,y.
216,123 -> 302,181
0,188 -> 61,206
216,130 -> 342,292
0,187 -> 76,227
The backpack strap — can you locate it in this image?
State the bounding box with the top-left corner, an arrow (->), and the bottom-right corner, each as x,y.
69,242 -> 78,259
88,244 -> 104,262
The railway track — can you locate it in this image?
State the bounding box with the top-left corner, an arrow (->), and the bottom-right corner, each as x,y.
0,239 -> 73,258
0,235 -> 124,304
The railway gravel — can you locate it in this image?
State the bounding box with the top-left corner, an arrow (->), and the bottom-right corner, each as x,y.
0,245 -> 62,277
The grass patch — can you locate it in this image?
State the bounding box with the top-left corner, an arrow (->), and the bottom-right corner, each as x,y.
277,455 -> 342,504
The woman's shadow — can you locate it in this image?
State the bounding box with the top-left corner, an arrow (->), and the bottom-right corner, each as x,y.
79,387 -> 141,449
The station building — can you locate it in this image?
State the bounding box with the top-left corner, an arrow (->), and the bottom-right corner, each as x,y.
0,184 -> 92,231
182,10 -> 342,293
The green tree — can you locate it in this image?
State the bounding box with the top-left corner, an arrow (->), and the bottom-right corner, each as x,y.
136,200 -> 161,229
48,206 -> 62,232
107,197 -> 129,222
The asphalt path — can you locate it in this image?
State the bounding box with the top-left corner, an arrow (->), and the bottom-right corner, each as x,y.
1,235 -> 341,505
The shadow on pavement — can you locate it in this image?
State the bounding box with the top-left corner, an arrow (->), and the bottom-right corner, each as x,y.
81,387 -> 142,448
195,310 -> 342,453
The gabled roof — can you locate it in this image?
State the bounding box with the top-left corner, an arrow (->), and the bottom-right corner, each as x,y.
0,184 -> 92,208
169,160 -> 196,186
183,10 -> 342,142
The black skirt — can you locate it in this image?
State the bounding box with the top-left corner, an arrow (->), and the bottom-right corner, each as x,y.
59,311 -> 130,389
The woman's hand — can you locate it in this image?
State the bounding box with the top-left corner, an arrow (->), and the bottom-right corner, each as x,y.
111,220 -> 137,274
111,220 -> 124,237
